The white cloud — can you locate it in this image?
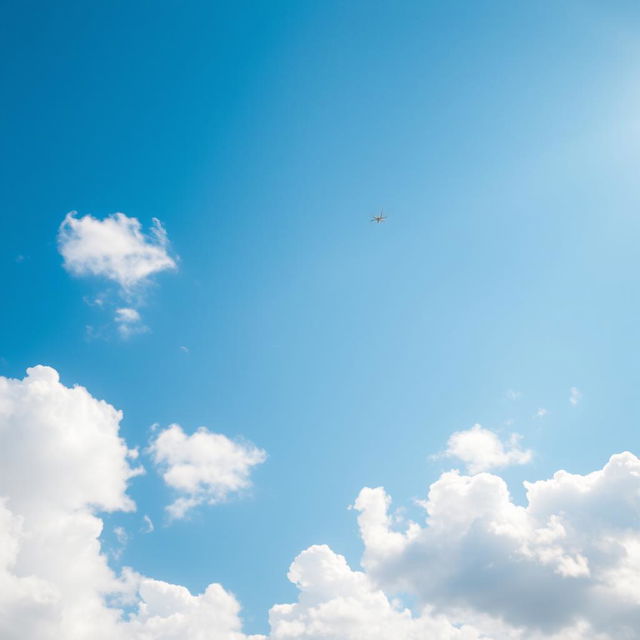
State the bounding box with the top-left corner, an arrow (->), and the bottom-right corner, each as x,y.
149,424 -> 267,519
505,390 -> 523,401
0,366 -> 137,639
58,213 -> 176,338
535,408 -> 548,418
58,212 -> 176,291
444,424 -> 532,473
0,366 -> 260,640
126,575 -> 264,640
352,452 -> 640,638
570,387 -> 582,406
268,545 -> 484,640
268,436 -> 640,639
0,365 -> 139,515
115,308 -> 147,338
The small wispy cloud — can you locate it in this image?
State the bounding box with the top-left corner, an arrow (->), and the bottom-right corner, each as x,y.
111,526 -> 128,560
141,515 -> 154,534
114,526 -> 128,545
115,307 -> 147,338
535,408 -> 549,418
569,387 -> 582,406
506,389 -> 523,401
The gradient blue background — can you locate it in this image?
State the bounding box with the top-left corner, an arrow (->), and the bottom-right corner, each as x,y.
2,1 -> 640,633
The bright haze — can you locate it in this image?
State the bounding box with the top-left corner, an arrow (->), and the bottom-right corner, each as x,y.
2,2 -> 640,638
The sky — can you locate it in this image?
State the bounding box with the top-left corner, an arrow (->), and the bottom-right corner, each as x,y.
3,1 -> 640,638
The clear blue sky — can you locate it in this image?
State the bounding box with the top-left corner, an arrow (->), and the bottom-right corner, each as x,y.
3,1 -> 640,634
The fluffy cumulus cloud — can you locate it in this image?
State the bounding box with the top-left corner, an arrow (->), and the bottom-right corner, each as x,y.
0,367 -> 261,640
149,424 -> 267,518
351,454 -> 640,639
444,424 -> 532,473
266,434 -> 640,639
126,574 -> 263,640
58,212 -> 176,290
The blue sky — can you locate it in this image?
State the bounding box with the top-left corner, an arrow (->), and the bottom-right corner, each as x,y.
3,2 -> 640,638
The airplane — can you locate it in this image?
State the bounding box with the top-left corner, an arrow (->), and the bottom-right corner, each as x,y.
371,209 -> 387,223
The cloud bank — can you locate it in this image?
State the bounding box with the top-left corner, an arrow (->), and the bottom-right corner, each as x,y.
1,366 -> 639,639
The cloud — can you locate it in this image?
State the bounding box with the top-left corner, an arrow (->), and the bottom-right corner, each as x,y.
114,526 -> 128,545
126,575 -> 263,640
352,453 -> 640,638
535,408 -> 548,418
112,526 -> 129,560
149,424 -> 267,519
0,366 -> 260,640
115,308 -> 147,338
570,387 -> 582,406
58,212 -> 176,291
443,424 -> 532,473
268,545 -> 483,640
141,515 -> 154,534
0,365 -> 139,515
0,366 -> 137,639
505,389 -> 523,401
57,212 -> 176,338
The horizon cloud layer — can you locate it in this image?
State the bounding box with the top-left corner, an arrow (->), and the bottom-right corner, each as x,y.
0,366 -> 637,639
